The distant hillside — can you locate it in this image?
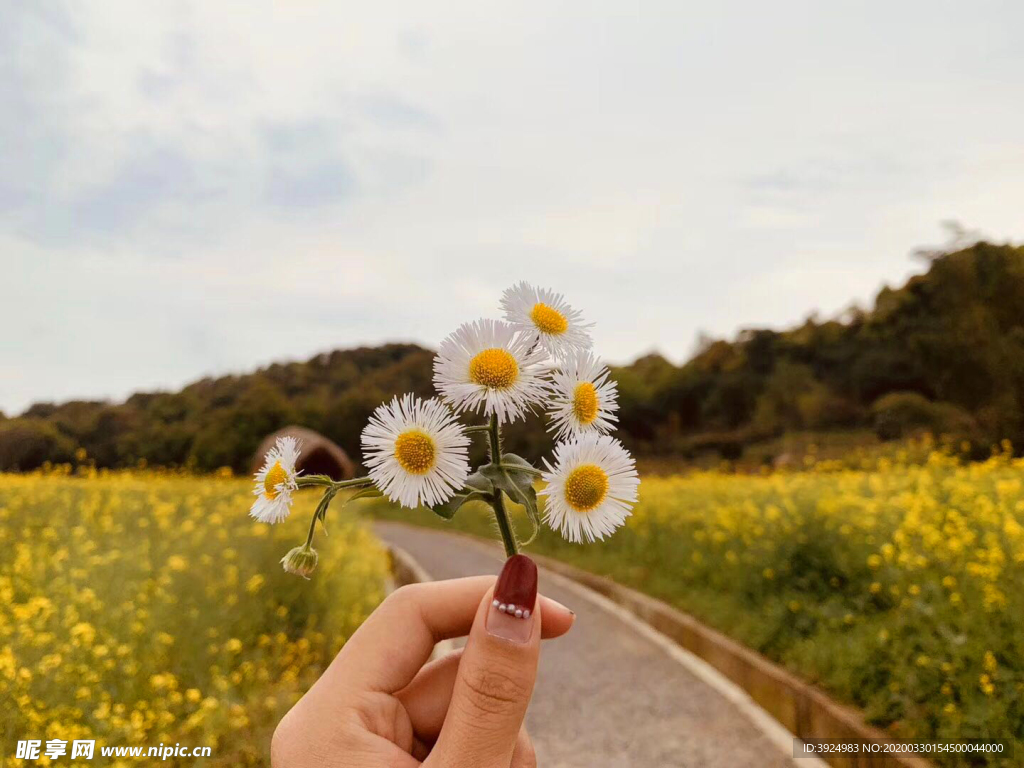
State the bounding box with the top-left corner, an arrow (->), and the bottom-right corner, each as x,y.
616,241 -> 1024,460
2,344 -> 439,473
3,242 -> 1023,471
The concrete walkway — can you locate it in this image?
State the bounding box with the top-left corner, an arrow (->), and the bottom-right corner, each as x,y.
375,523 -> 801,768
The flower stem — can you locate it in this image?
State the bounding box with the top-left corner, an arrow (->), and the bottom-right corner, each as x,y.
488,414 -> 518,557
306,486 -> 338,545
296,475 -> 331,487
297,475 -> 373,491
331,476 -> 375,490
304,508 -> 319,547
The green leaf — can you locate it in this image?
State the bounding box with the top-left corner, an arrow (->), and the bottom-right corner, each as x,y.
464,470 -> 493,494
500,453 -> 541,475
479,454 -> 541,526
430,489 -> 493,520
346,486 -> 384,503
428,471 -> 494,520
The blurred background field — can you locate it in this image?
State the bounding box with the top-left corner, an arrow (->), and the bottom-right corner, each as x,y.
4,444 -> 1022,765
0,470 -> 389,767
370,441 -> 1024,764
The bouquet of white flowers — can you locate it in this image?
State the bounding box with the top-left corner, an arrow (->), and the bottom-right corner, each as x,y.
250,282 -> 640,577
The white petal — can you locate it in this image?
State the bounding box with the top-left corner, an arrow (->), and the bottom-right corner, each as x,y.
361,395 -> 471,509
539,433 -> 639,543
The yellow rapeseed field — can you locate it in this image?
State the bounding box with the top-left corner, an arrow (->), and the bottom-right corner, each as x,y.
374,442 -> 1024,764
611,450 -> 1024,749
0,469 -> 389,767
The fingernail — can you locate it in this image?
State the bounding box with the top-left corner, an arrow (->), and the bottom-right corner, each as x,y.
487,554 -> 537,644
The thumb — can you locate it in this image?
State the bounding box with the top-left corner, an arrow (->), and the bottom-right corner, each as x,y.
429,555 -> 540,768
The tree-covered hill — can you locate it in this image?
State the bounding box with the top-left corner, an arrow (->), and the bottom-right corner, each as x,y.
619,241 -> 1024,460
3,242 -> 1023,472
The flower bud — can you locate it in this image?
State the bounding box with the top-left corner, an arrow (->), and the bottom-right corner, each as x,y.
281,544 -> 318,579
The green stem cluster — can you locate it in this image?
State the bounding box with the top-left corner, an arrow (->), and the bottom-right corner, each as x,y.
298,475 -> 374,547
296,475 -> 374,490
487,413 -> 519,557
293,416 -> 527,562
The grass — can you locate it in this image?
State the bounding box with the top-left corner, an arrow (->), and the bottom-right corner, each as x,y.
369,445 -> 1024,766
0,469 -> 390,767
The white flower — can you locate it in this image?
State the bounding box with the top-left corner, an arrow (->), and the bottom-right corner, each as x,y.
546,350 -> 619,441
500,281 -> 593,359
361,394 -> 471,509
540,433 -> 639,543
433,319 -> 548,425
250,436 -> 301,523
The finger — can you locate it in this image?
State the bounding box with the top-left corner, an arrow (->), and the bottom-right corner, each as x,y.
430,555 -> 541,768
398,592 -> 576,739
272,707 -> 421,768
397,591 -> 575,739
410,736 -> 431,762
406,719 -> 535,765
408,719 -> 537,767
323,575 -> 573,694
396,650 -> 463,741
511,727 -> 537,768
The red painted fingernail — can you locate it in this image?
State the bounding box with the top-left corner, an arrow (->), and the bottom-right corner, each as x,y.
493,554 -> 538,619
487,555 -> 538,643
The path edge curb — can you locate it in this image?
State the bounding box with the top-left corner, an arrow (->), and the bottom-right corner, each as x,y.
387,542 -> 433,588
529,550 -> 934,768
383,522 -> 933,768
385,541 -> 459,659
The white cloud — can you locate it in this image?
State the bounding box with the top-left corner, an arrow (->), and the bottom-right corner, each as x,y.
3,0 -> 1024,413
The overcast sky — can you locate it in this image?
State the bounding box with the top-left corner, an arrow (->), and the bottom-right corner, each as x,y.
3,1 -> 1023,415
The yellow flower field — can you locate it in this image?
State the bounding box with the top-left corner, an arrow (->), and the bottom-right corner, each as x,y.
0,470 -> 389,767
372,444 -> 1024,765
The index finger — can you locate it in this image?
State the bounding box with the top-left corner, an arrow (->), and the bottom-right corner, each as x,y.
322,576 -> 574,694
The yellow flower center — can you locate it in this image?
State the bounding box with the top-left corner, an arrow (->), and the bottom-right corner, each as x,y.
563,464 -> 609,512
394,430 -> 436,475
469,348 -> 519,390
263,461 -> 288,499
572,382 -> 599,425
530,302 -> 568,335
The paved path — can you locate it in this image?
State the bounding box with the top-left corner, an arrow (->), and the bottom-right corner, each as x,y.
375,523 -> 799,768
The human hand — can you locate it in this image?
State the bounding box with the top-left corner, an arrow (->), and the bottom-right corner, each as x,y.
272,555 -> 575,767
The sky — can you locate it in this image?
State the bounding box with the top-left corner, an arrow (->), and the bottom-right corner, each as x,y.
2,1 -> 1023,415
